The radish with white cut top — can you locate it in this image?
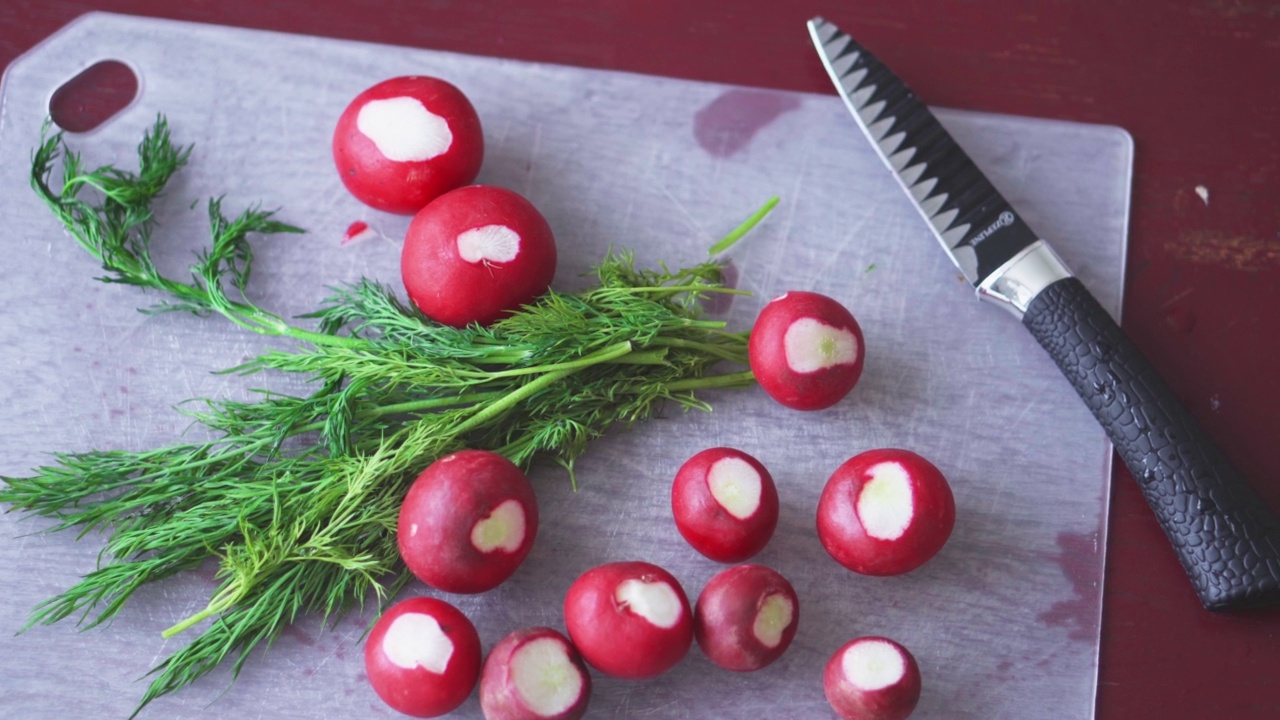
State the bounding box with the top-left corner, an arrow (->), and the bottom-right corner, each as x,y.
364,596 -> 482,718
817,448 -> 955,576
563,561 -> 693,679
693,564 -> 799,672
402,185 -> 558,327
480,627 -> 593,720
748,290 -> 865,410
823,636 -> 922,720
332,75 -> 484,214
671,447 -> 779,562
397,449 -> 539,594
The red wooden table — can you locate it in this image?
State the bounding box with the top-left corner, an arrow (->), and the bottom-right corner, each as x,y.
3,2 -> 1277,718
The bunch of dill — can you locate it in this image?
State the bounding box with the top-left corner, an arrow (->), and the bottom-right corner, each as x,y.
0,117 -> 767,715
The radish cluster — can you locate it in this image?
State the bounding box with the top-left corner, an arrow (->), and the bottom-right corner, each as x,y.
334,76 -> 558,328
334,75 -> 953,720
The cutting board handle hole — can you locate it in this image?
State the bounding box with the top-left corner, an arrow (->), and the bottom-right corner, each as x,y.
48,60 -> 139,133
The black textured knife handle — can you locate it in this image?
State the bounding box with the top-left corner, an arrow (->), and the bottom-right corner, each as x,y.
1023,277 -> 1280,611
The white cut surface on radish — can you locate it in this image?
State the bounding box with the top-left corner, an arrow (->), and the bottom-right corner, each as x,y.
383,612 -> 454,673
707,456 -> 763,519
356,96 -> 453,162
470,499 -> 526,553
841,639 -> 905,691
616,579 -> 682,629
457,224 -> 521,264
856,462 -> 914,540
510,637 -> 583,716
783,318 -> 858,373
752,593 -> 795,648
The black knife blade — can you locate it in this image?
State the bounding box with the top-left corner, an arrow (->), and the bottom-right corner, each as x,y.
808,16 -> 1280,611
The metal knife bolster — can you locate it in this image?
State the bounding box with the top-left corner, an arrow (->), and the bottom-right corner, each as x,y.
977,240 -> 1072,318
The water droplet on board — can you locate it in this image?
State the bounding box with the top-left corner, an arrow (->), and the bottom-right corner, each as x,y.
693,89 -> 802,158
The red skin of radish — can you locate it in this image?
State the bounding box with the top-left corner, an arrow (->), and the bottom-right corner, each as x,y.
823,636 -> 922,720
693,564 -> 799,672
333,75 -> 483,214
397,449 -> 539,594
364,596 -> 482,718
748,291 -> 865,410
401,185 -> 557,327
563,561 -> 693,679
671,447 -> 779,563
480,627 -> 592,720
817,448 -> 955,576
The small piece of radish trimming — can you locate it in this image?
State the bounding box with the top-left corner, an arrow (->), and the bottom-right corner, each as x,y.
397,449 -> 539,594
342,220 -> 378,246
671,447 -> 779,563
480,627 -> 592,720
563,561 -> 693,679
816,448 -> 955,576
694,564 -> 799,672
748,290 -> 865,411
823,636 -> 922,720
364,596 -> 482,718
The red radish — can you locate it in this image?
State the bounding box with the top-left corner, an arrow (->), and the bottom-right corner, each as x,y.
364,596 -> 482,718
671,447 -> 779,563
480,627 -> 592,720
693,564 -> 799,672
333,75 -> 483,214
397,449 -> 539,594
748,290 -> 865,410
823,636 -> 922,720
817,448 -> 955,576
401,185 -> 557,327
563,561 -> 693,679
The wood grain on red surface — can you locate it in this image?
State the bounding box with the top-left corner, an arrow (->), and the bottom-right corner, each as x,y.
2,1 -> 1277,718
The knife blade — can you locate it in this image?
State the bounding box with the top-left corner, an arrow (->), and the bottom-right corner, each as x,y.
808,16 -> 1280,611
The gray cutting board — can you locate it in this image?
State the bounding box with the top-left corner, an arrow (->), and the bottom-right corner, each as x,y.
0,13 -> 1131,720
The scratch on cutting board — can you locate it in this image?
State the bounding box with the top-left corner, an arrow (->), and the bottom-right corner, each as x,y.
522,122 -> 543,197
1165,229 -> 1280,271
656,181 -> 706,243
1160,285 -> 1194,308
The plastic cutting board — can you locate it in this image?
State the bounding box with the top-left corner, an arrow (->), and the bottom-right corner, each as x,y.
0,13 -> 1132,719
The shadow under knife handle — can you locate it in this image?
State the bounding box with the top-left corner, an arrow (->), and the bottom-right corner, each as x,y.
1022,276 -> 1280,610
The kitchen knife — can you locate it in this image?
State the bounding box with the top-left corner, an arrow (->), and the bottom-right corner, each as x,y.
808,16 -> 1280,611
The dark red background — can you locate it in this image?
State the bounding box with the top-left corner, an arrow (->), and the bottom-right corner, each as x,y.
3,1 -> 1277,717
